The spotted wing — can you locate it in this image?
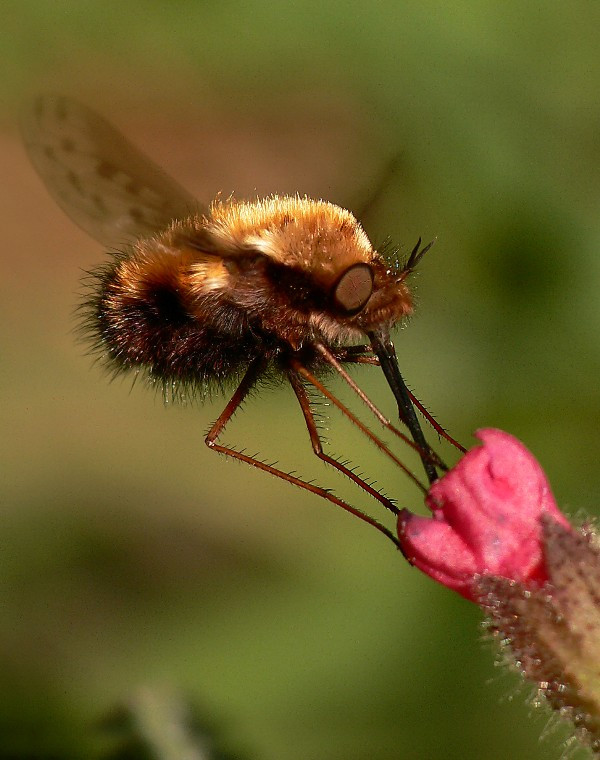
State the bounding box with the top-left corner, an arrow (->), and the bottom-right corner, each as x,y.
21,95 -> 202,247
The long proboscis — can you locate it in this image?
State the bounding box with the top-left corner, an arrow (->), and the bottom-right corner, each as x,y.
367,329 -> 443,485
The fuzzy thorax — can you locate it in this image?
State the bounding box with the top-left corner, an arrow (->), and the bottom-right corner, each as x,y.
89,195 -> 415,389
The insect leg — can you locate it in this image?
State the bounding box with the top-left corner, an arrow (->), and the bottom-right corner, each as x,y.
289,358 -> 427,493
314,343 -> 446,472
367,330 -> 440,484
335,345 -> 465,453
404,389 -> 467,453
205,358 -> 401,548
335,345 -> 379,366
287,369 -> 399,514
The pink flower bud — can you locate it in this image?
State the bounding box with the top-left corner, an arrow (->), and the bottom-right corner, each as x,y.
398,428 -> 571,600
399,429 -> 600,750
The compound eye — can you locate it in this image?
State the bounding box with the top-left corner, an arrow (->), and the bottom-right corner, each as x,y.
333,263 -> 374,314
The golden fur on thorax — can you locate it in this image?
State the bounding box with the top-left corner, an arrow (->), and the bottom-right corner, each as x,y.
85,194 -> 415,392
206,195 -> 374,287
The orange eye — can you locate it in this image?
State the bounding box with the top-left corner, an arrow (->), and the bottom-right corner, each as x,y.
332,263 -> 374,314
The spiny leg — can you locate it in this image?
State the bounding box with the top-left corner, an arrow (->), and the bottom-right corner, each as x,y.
287,368 -> 398,515
289,358 -> 427,494
335,344 -> 379,366
205,357 -> 401,548
405,389 -> 467,453
315,343 -> 446,472
337,345 -> 465,454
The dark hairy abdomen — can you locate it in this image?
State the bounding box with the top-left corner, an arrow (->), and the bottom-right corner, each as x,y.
93,276 -> 264,382
82,256 -> 332,396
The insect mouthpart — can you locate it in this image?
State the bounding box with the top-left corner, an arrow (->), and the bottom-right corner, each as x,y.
368,328 -> 444,485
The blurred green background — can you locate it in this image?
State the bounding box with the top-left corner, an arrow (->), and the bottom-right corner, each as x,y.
3,2 -> 600,758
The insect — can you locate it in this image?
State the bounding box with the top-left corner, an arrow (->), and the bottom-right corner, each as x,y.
22,95 -> 463,548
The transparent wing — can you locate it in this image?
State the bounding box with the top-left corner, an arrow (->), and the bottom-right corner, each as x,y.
21,95 -> 203,247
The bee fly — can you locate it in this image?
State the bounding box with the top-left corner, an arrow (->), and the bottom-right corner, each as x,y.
22,96 -> 463,548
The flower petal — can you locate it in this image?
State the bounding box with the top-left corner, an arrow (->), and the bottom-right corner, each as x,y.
399,429 -> 571,600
